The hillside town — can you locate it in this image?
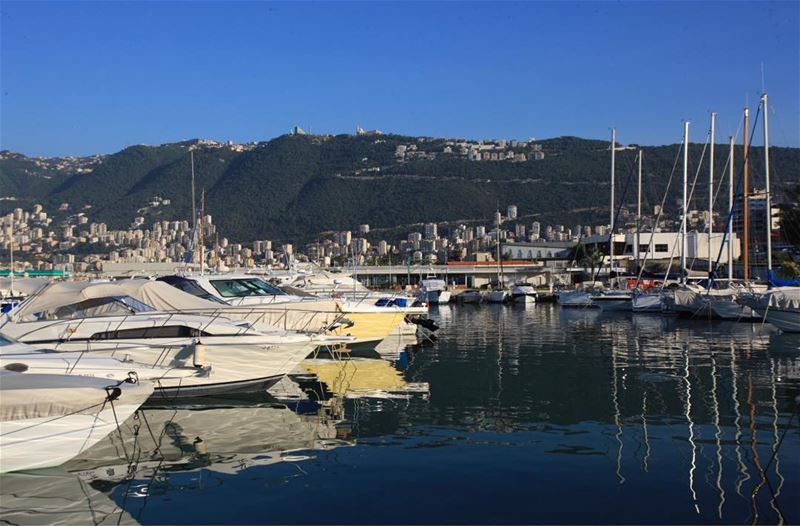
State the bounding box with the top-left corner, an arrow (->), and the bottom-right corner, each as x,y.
0,191 -> 784,278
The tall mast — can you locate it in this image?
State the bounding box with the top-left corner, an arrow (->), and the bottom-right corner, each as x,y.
681,121 -> 690,284
743,108 -> 750,281
728,136 -> 734,282
190,150 -> 197,229
708,113 -> 716,274
200,189 -> 205,275
762,93 -> 772,271
636,149 -> 643,271
610,128 -> 616,277
8,220 -> 13,289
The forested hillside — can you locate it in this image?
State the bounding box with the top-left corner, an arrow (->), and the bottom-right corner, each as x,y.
2,134 -> 798,243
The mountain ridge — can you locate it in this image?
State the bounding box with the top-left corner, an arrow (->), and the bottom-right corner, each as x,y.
2,134 -> 798,244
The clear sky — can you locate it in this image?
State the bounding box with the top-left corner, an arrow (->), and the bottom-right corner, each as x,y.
1,1 -> 798,157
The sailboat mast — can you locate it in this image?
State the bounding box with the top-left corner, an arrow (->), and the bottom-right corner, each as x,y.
762,93 -> 772,271
190,150 -> 197,229
637,149 -> 642,271
8,220 -> 13,288
200,189 -> 205,275
728,136 -> 734,282
681,121 -> 689,284
743,108 -> 750,281
709,113 -> 716,274
610,128 -> 616,278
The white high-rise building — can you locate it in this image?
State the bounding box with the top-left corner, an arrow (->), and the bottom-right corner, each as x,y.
424,223 -> 438,240
531,222 -> 541,240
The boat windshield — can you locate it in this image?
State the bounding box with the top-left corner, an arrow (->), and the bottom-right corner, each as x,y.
35,296 -> 156,320
158,277 -> 229,304
209,278 -> 287,298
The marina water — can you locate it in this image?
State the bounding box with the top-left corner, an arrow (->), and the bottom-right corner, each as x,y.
2,304 -> 798,524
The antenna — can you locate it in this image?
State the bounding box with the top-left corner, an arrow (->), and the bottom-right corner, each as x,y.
761,62 -> 766,94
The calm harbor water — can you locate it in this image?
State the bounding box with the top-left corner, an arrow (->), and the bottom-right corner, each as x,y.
2,304 -> 799,525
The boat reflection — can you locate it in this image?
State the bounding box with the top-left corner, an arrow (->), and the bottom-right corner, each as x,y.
0,469 -> 137,525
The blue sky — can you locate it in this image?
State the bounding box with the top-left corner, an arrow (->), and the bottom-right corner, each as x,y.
1,1 -> 798,156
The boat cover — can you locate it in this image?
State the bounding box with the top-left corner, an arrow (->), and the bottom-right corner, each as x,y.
767,270 -> 800,288
0,372 -> 153,422
115,280 -> 344,332
0,278 -> 50,296
768,288 -> 800,310
10,281 -> 149,321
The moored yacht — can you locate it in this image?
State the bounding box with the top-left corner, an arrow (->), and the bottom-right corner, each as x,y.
161,274 -> 415,351
0,371 -> 153,473
417,278 -> 451,305
511,284 -> 538,304
0,281 -> 316,397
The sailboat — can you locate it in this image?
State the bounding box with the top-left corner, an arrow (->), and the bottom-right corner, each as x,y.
591,129 -> 634,311
485,211 -> 511,303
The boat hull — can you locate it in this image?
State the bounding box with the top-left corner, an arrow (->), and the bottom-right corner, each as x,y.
708,298 -> 759,321
0,376 -> 153,473
632,294 -> 663,313
762,309 -> 800,332
485,291 -> 509,303
16,341 -> 315,398
593,298 -> 632,311
557,291 -> 595,308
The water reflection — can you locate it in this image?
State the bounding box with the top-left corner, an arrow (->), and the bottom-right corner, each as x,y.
1,304 -> 797,525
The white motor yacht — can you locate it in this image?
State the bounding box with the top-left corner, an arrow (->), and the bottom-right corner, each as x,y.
0,333 -> 199,384
417,278 -> 451,304
158,275 -> 414,351
0,371 -> 153,473
0,281 -> 316,397
511,285 -> 538,304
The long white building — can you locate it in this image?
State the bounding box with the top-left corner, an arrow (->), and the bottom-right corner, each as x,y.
583,231 -> 741,264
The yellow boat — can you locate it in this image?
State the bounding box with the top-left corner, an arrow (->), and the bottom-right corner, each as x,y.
331,303 -> 409,349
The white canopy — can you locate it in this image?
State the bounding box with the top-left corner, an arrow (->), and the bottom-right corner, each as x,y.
114,280 -> 223,311
0,372 -> 153,422
768,287 -> 800,310
0,278 -> 50,297
10,281 -> 146,321
10,279 -> 343,334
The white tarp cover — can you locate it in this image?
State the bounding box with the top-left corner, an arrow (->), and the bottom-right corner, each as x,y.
11,279 -> 344,333
768,287 -> 800,310
11,282 -> 142,321
114,280 -> 223,311
0,372 -> 153,422
0,278 -> 50,297
114,280 -> 344,332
